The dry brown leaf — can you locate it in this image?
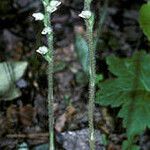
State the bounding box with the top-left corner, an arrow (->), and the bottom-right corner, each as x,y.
55,106 -> 76,132
107,143 -> 121,150
65,105 -> 76,121
6,104 -> 19,131
19,104 -> 36,127
55,113 -> 66,132
0,115 -> 7,136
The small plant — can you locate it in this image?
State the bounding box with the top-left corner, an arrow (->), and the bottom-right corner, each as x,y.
0,61 -> 27,101
79,0 -> 96,149
96,1 -> 150,150
75,1 -> 108,149
96,51 -> 150,149
32,0 -> 61,150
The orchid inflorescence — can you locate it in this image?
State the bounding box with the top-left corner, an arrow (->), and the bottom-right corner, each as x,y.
33,1 -> 93,57
33,1 -> 62,149
32,0 -> 61,57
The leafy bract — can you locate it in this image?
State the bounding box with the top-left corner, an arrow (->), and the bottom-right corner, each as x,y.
75,34 -> 89,75
96,51 -> 150,137
139,2 -> 150,40
0,61 -> 28,100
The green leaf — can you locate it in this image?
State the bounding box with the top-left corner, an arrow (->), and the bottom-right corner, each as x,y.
122,140 -> 140,150
96,74 -> 103,85
75,71 -> 88,85
96,51 -> 150,138
13,61 -> 28,80
4,87 -> 21,101
0,61 -> 28,101
75,34 -> 89,74
101,134 -> 108,146
139,2 -> 150,40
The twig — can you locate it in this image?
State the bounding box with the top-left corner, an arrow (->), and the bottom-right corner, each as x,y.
6,133 -> 49,139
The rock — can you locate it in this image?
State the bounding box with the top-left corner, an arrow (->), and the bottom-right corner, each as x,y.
57,128 -> 105,150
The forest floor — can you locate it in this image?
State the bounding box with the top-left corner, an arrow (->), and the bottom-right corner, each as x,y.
0,0 -> 149,149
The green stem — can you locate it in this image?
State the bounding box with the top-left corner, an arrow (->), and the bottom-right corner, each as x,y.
87,26 -> 96,150
42,0 -> 54,150
84,0 -> 95,149
46,19 -> 55,150
48,62 -> 54,150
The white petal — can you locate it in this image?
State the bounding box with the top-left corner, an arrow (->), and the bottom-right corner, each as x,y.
90,132 -> 94,141
32,13 -> 44,20
36,46 -> 48,55
79,10 -> 92,19
46,1 -> 61,13
50,1 -> 61,7
46,5 -> 57,13
43,1 -> 47,6
41,27 -> 52,35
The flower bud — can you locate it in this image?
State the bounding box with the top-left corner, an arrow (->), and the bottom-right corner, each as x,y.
32,13 -> 44,21
36,46 -> 48,55
41,27 -> 52,35
79,10 -> 92,19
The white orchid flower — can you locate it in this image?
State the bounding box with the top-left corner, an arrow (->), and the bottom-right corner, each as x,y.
50,0 -> 61,7
32,12 -> 44,21
46,0 -> 61,13
79,10 -> 92,19
36,46 -> 48,55
41,27 -> 52,35
46,6 -> 57,13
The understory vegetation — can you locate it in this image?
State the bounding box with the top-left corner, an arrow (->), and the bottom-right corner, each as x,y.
0,0 -> 150,150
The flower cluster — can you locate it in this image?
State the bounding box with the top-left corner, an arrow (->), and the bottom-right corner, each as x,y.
32,0 -> 61,21
32,0 -> 61,56
33,1 -> 92,57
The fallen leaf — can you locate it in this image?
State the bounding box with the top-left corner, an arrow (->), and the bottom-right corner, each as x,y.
6,104 -> 19,132
19,104 -> 36,127
55,106 -> 76,132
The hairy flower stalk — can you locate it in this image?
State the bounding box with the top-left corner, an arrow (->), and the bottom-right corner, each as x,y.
33,0 -> 61,150
79,0 -> 95,149
45,10 -> 54,150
